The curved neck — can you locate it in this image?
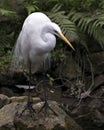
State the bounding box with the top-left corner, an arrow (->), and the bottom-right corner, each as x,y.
40,24 -> 56,52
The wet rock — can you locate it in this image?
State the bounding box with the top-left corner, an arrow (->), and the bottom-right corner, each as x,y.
0,98 -> 83,130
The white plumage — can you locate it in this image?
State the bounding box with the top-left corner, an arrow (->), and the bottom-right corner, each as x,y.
12,12 -> 74,73
13,12 -> 68,72
11,12 -> 74,115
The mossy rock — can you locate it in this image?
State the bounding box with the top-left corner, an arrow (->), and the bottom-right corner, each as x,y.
0,98 -> 83,130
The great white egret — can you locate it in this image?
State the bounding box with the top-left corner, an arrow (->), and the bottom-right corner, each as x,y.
12,12 -> 74,115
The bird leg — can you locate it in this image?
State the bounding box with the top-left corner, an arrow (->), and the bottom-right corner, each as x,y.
17,61 -> 35,118
38,98 -> 57,116
38,61 -> 57,116
18,100 -> 35,118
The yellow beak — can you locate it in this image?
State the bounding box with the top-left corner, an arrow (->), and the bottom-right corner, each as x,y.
58,32 -> 75,51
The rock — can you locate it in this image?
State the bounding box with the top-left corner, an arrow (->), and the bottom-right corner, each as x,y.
0,102 -> 18,130
92,109 -> 104,127
54,51 -> 104,80
90,51 -> 104,74
0,87 -> 16,97
88,98 -> 103,109
9,96 -> 41,103
94,74 -> 104,88
0,94 -> 9,108
0,98 -> 83,130
55,55 -> 81,80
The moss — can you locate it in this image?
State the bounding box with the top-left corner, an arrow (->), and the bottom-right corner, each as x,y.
9,96 -> 28,103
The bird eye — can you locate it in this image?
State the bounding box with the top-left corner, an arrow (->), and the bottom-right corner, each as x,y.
54,30 -> 58,35
54,30 -> 58,33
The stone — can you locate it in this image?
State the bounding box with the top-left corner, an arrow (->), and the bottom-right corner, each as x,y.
90,51 -> 104,74
0,87 -> 15,97
94,75 -> 104,88
0,98 -> 83,130
9,96 -> 41,103
91,109 -> 104,127
0,102 -> 18,130
55,55 -> 81,80
88,99 -> 102,109
0,94 -> 9,108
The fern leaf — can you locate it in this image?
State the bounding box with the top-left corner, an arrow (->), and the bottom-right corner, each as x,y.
0,8 -> 16,17
46,6 -> 78,42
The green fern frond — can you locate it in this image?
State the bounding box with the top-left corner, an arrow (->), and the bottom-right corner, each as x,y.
0,8 -> 17,17
68,10 -> 104,48
24,1 -> 39,15
0,0 -> 11,9
92,13 -> 104,28
99,1 -> 104,9
88,24 -> 104,48
51,3 -> 62,13
46,5 -> 78,42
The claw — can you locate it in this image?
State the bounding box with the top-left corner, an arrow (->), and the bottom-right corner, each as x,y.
38,101 -> 57,116
16,102 -> 36,119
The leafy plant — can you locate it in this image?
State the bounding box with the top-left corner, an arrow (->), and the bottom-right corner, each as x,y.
46,4 -> 78,42
68,10 -> 104,49
0,0 -> 17,18
0,8 -> 17,17
23,0 -> 39,15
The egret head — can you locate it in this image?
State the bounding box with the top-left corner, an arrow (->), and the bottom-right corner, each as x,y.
51,22 -> 75,50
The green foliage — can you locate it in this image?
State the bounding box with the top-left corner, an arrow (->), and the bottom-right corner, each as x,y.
0,8 -> 17,17
68,10 -> 104,49
0,51 -> 12,71
46,4 -> 78,42
0,0 -> 11,9
46,74 -> 54,86
0,0 -> 17,18
0,1 -> 19,71
99,0 -> 104,9
0,24 -> 14,71
0,0 -> 103,83
56,0 -> 102,11
23,0 -> 39,15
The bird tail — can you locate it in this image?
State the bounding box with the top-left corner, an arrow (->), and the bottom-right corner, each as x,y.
41,53 -> 51,72
44,53 -> 51,71
10,32 -> 23,75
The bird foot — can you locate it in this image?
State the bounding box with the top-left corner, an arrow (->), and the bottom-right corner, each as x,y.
38,101 -> 57,116
16,102 -> 36,119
